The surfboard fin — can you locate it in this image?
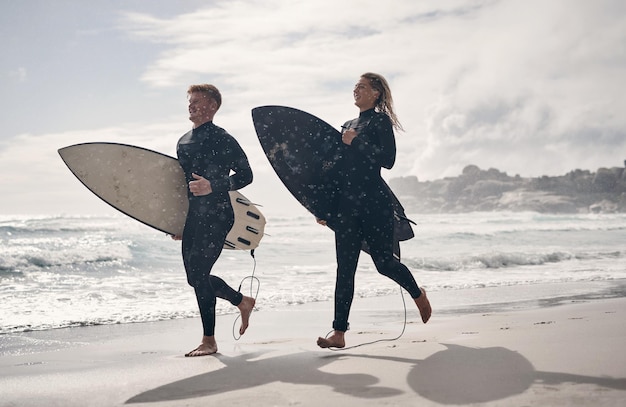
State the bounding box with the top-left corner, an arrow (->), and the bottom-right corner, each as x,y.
246,211 -> 261,220
246,226 -> 260,235
237,237 -> 252,246
235,196 -> 264,207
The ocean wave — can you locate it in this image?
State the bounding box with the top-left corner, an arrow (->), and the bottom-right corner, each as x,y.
0,245 -> 132,275
471,252 -> 573,269
404,250 -> 623,272
3,212 -> 625,336
0,225 -> 109,235
408,212 -> 626,235
1,310 -> 200,335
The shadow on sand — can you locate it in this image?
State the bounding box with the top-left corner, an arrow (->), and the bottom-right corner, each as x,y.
127,344 -> 626,404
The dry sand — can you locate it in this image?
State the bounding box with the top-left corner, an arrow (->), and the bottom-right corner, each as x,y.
1,283 -> 625,406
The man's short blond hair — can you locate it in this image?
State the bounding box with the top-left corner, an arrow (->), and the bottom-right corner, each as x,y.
188,84 -> 222,109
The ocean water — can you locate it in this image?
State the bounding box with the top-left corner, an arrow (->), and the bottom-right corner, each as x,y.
1,211 -> 626,335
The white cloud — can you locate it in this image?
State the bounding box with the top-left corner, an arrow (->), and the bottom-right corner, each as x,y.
2,0 -> 625,215
8,67 -> 27,82
407,0 -> 626,178
116,0 -> 626,182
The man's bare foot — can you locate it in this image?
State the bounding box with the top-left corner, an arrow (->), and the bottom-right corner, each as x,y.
185,336 -> 218,357
414,288 -> 432,323
317,331 -> 345,349
237,296 -> 255,335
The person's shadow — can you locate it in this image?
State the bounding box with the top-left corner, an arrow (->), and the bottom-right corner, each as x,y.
126,344 -> 626,404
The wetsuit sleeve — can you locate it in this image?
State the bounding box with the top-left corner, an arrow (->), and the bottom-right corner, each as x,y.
350,114 -> 396,169
209,136 -> 253,192
228,149 -> 253,191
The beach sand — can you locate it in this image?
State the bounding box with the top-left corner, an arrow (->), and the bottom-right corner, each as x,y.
1,282 -> 625,407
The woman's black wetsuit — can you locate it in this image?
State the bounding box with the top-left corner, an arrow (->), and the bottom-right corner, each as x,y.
331,108 -> 421,332
177,121 -> 253,336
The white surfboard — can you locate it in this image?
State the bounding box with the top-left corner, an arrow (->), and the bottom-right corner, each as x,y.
58,142 -> 265,250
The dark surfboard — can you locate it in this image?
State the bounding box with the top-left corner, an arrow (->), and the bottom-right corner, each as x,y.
252,105 -> 414,256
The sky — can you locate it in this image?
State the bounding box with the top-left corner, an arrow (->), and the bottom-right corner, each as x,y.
1,0 -> 625,217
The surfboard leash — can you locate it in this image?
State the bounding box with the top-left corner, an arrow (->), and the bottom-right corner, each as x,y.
324,286 -> 408,351
231,249 -> 261,340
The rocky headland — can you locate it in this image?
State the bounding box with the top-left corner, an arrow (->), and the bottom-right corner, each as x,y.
389,162 -> 626,214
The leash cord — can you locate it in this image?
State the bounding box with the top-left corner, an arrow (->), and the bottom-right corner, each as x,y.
232,249 -> 260,340
325,287 -> 407,351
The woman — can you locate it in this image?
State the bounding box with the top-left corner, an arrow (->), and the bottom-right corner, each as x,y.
317,73 -> 432,349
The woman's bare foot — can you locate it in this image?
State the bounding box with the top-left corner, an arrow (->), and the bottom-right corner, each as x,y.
237,296 -> 256,335
317,331 -> 345,349
185,336 -> 218,357
414,288 -> 432,323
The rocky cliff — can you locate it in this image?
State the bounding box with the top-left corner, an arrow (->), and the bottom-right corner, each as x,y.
389,163 -> 626,214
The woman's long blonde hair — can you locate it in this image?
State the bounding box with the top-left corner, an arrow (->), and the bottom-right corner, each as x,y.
361,72 -> 403,131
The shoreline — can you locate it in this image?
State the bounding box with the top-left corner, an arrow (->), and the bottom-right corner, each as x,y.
1,281 -> 625,406
2,279 -> 624,355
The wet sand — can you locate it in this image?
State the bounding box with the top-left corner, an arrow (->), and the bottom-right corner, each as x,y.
1,283 -> 625,406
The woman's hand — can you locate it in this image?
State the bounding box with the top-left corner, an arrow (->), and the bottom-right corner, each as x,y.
189,173 -> 212,196
342,128 -> 357,145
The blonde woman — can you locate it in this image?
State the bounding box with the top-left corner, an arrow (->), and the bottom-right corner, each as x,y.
317,73 -> 431,349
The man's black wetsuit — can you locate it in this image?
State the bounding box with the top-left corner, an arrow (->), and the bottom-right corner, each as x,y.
331,108 -> 421,332
177,121 -> 253,336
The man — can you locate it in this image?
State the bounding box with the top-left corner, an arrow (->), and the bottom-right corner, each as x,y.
174,84 -> 255,356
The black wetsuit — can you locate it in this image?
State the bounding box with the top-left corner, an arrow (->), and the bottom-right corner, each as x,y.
332,108 -> 422,332
177,121 -> 253,336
